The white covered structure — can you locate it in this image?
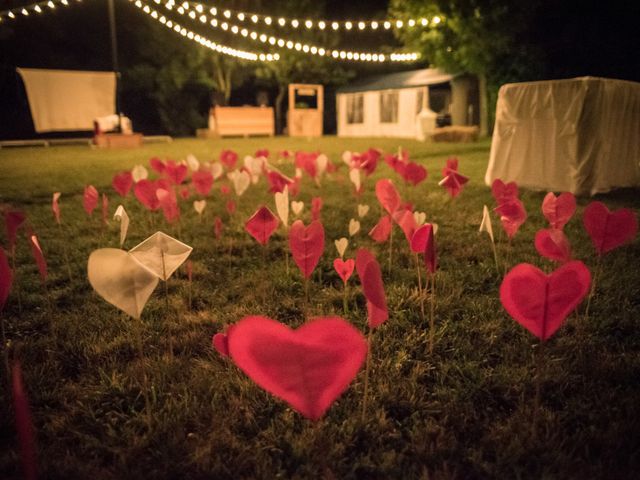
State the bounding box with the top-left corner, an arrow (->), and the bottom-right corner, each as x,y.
485,77 -> 640,196
336,68 -> 478,139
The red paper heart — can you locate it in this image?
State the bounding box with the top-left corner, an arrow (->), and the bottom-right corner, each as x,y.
369,215 -> 392,243
295,151 -> 319,179
226,200 -> 236,215
227,315 -> 367,420
440,172 -> 469,198
28,234 -> 47,283
83,185 -> 99,216
156,188 -> 180,223
134,179 -> 169,211
245,206 -> 279,245
542,192 -> 576,230
495,199 -> 527,239
500,261 -> 591,340
311,197 -> 323,221
491,179 -> 519,205
333,258 -> 355,284
4,210 -> 26,252
0,248 -> 12,311
583,201 -> 638,255
355,249 -> 388,328
112,171 -> 133,197
255,148 -> 269,159
392,209 -> 418,245
213,216 -> 224,239
220,150 -> 238,169
165,160 -> 188,185
411,224 -> 437,273
403,162 -> 428,186
375,179 -> 401,215
11,361 -> 37,480
267,171 -> 292,194
289,220 -> 325,279
149,157 -> 166,174
535,228 -> 571,263
212,332 -> 230,357
192,170 -> 214,196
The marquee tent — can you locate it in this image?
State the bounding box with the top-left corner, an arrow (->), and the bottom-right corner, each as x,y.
485,77 -> 640,196
17,68 -> 116,133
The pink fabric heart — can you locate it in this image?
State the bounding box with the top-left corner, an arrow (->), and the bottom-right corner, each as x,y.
495,199 -> 527,239
500,261 -> 591,341
4,210 -> 26,252
542,192 -> 576,230
245,206 -> 280,245
192,170 -> 214,196
165,160 -> 188,185
289,220 -> 325,279
583,201 -> 638,255
375,179 -> 401,215
535,228 -> 572,263
0,248 -> 12,310
311,197 -> 323,221
220,150 -> 238,169
355,249 -> 388,328
491,179 -> 519,205
83,185 -> 99,216
333,258 -> 355,284
112,171 -> 133,197
226,315 -> 367,420
411,224 -> 437,273
369,215 -> 392,243
149,157 -> 166,174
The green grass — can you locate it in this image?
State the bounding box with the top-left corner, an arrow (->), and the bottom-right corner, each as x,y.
0,136 -> 639,479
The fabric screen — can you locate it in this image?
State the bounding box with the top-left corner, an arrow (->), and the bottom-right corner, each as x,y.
485,77 -> 640,196
17,68 -> 116,132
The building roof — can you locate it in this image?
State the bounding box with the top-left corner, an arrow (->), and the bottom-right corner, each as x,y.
337,68 -> 453,94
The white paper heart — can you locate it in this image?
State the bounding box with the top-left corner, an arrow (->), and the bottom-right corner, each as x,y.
334,237 -> 348,258
193,200 -> 206,215
357,204 -> 370,218
228,170 -> 251,197
113,205 -> 130,248
349,168 -> 361,192
316,154 -> 329,177
129,232 -> 193,281
348,219 -> 360,237
295,168 -> 303,179
291,201 -> 304,216
88,248 -> 159,319
186,154 -> 200,172
479,205 -> 494,243
432,223 -> 439,236
275,187 -> 289,227
131,164 -> 148,183
211,162 -> 224,180
342,151 -> 352,165
414,211 -> 426,226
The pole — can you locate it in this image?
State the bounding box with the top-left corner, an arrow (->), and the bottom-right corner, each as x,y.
107,0 -> 121,130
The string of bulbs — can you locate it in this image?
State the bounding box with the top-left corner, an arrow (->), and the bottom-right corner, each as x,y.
0,0 -> 82,22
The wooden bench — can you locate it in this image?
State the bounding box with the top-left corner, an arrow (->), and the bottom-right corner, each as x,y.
210,106 -> 274,137
94,133 -> 143,148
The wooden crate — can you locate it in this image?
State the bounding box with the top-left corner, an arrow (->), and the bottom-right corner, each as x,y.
211,107 -> 274,137
94,133 -> 143,148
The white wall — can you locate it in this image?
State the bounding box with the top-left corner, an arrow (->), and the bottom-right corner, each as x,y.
337,88 -> 423,138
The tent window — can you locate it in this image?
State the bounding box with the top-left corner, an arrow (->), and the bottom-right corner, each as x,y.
346,94 -> 364,124
380,91 -> 399,123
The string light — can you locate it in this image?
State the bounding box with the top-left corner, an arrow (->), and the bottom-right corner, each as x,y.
0,0 -> 82,21
181,1 -> 442,32
131,0 -> 278,61
164,1 -> 420,63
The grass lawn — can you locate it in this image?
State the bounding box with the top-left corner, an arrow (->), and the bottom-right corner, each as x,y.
0,136 -> 639,479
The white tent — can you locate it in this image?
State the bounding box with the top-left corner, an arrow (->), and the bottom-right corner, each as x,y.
336,68 -> 478,139
485,77 -> 640,196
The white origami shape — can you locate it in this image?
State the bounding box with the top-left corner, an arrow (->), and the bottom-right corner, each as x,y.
129,231 -> 193,281
113,205 -> 130,248
479,205 -> 494,243
88,248 -> 159,319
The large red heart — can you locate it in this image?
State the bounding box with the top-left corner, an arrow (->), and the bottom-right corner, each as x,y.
220,150 -> 238,170
226,315 -> 367,420
500,261 -> 591,341
495,199 -> 527,239
534,228 -> 571,263
375,179 -> 401,215
491,179 -> 519,205
191,170 -> 214,196
369,215 -> 392,243
289,220 -> 325,279
245,206 -> 279,245
411,224 -> 437,273
392,209 -> 417,245
583,201 -> 638,255
403,162 -> 428,186
542,192 -> 576,230
112,171 -> 133,197
355,249 -> 388,328
164,160 -> 188,185
333,258 -> 355,284
134,179 -> 169,211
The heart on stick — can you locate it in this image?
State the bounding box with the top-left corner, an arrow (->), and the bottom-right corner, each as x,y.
192,170 -> 214,196
583,201 -> 638,255
245,206 -> 279,245
186,154 -> 200,172
535,228 -> 571,263
500,261 -> 591,341
224,315 -> 367,420
355,248 -> 388,328
88,248 -> 159,319
193,200 -> 207,215
131,164 -> 148,182
375,179 -> 401,215
413,211 -> 426,226
291,201 -> 304,216
491,179 -> 519,205
129,232 -> 193,281
333,258 -> 355,284
349,168 -> 361,192
369,215 -> 392,243
358,204 -> 370,218
411,224 -> 437,273
228,170 -> 251,197
112,171 -> 133,197
289,220 -> 325,279
274,187 -> 289,227
348,219 -> 360,236
334,237 -> 348,258
83,185 -> 99,216
542,192 -> 576,230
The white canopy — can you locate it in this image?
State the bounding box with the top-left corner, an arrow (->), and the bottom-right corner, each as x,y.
485,77 -> 640,196
17,68 -> 116,132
